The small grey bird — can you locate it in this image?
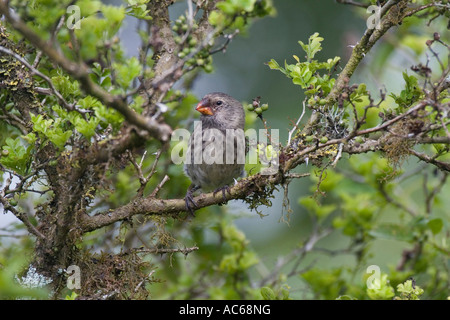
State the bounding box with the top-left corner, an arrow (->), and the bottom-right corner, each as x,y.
184,92 -> 246,215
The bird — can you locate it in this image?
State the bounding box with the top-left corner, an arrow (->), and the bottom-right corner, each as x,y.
184,92 -> 246,215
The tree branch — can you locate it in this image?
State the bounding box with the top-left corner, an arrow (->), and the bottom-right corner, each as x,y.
328,0 -> 403,103
409,149 -> 450,172
129,246 -> 199,255
80,170 -> 285,232
336,0 -> 371,9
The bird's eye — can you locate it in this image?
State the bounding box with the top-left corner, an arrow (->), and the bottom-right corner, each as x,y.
216,100 -> 223,106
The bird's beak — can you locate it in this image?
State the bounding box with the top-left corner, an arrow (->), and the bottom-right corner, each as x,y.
196,99 -> 213,116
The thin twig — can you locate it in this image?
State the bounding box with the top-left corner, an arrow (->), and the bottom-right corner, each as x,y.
287,99 -> 306,146
378,183 -> 418,217
356,100 -> 429,135
150,174 -> 170,198
0,195 -> 46,240
409,149 -> 450,172
209,29 -> 240,55
335,0 -> 370,9
331,143 -> 344,167
131,246 -> 199,255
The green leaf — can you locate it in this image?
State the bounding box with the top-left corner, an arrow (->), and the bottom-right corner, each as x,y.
47,128 -> 72,150
208,10 -> 226,27
299,197 -> 336,220
93,103 -> 124,130
240,0 -> 257,11
126,0 -> 151,20
356,83 -> 367,95
51,75 -> 80,98
77,0 -> 102,16
216,2 -> 236,15
91,63 -> 112,88
219,253 -> 238,273
113,57 -> 142,89
65,292 -> 78,300
427,218 -> 443,235
261,287 -> 276,300
216,0 -> 257,14
266,59 -> 288,75
324,56 -> 340,70
299,32 -> 324,61
222,223 -> 247,251
280,285 -> 291,300
301,268 -> 344,299
395,280 -> 424,300
78,96 -> 103,110
22,133 -> 37,145
30,113 -> 72,150
390,72 -> 422,108
0,136 -> 33,175
73,117 -> 100,140
238,251 -> 259,270
102,5 -> 126,37
367,274 -> 395,300
30,113 -> 52,135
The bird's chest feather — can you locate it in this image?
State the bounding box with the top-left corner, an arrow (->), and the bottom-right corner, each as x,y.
184,128 -> 244,191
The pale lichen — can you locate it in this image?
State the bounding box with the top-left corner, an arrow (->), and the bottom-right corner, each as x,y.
15,265 -> 53,289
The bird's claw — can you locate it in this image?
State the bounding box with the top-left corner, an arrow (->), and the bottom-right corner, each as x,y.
185,185 -> 200,216
213,185 -> 231,204
185,194 -> 197,216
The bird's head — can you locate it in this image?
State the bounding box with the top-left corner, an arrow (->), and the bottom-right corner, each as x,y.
195,92 -> 245,130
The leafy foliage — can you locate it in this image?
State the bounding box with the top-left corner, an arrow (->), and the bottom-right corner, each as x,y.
267,33 -> 340,98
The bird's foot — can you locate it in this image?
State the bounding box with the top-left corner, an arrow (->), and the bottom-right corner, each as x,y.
185,185 -> 200,216
213,185 -> 231,204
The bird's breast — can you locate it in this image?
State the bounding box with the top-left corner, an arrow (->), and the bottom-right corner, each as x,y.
184,128 -> 245,191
